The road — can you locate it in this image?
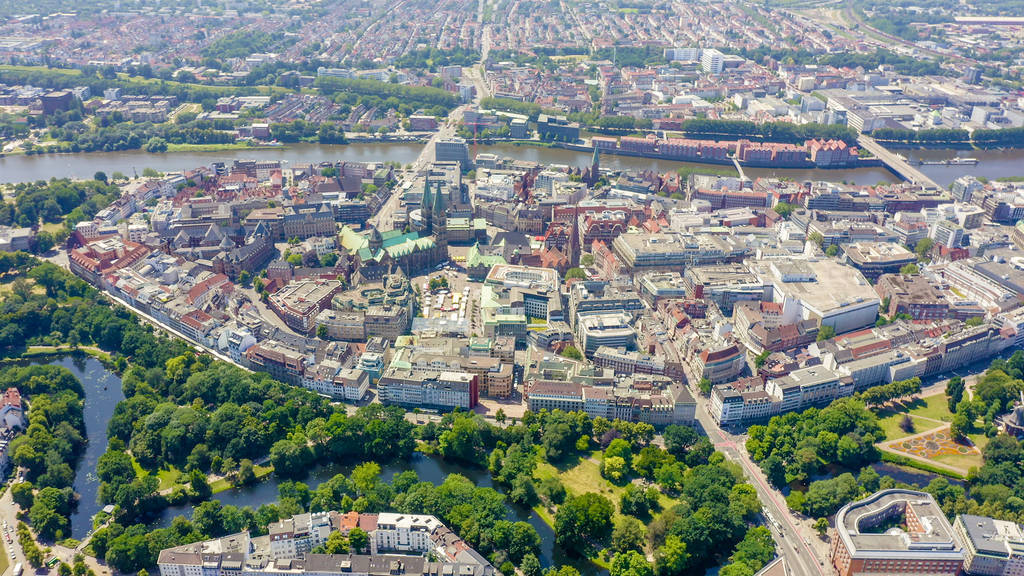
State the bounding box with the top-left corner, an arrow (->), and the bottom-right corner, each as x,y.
0,489 -> 22,576
369,72 -> 481,230
692,392 -> 828,576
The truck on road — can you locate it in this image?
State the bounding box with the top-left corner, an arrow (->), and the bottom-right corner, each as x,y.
14,561 -> 24,576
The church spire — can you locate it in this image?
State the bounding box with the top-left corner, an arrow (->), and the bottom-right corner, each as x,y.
431,181 -> 446,217
421,178 -> 433,211
420,179 -> 433,234
432,182 -> 447,251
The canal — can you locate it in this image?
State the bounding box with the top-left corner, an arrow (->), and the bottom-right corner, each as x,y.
143,452 -> 596,575
38,349 -> 990,572
26,355 -> 126,541
38,355 -> 598,574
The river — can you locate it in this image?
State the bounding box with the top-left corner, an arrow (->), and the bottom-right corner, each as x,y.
906,148 -> 1024,188
0,141 -> 916,186
0,143 -> 425,184
3,140 -> 1023,187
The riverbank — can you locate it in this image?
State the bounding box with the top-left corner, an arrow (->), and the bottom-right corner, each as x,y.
0,345 -> 112,365
476,137 -> 883,170
164,142 -> 282,153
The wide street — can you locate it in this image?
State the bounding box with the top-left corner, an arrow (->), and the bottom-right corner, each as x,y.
368,99 -> 471,230
692,390 -> 828,576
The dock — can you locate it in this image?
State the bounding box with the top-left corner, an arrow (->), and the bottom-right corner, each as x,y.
857,135 -> 941,190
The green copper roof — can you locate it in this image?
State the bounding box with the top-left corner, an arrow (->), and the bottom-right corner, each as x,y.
431,181 -> 445,215
421,179 -> 432,211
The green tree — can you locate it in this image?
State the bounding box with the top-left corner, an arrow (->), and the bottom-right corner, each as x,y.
581,254 -> 595,267
915,237 -> 934,261
663,425 -> 698,457
269,438 -> 313,478
611,516 -> 646,553
698,378 -> 712,395
144,137 -> 168,153
900,263 -> 919,275
189,469 -> 212,501
654,534 -> 689,576
520,554 -> 541,576
826,244 -> 839,257
602,456 -> 628,482
560,345 -> 583,360
565,267 -> 586,281
317,324 -> 329,339
817,325 -> 836,341
554,493 -> 614,556
966,316 -> 984,327
438,415 -> 486,464
809,231 -> 824,248
93,171 -> 108,183
236,459 -> 256,486
773,202 -> 795,218
323,531 -> 349,554
320,253 -> 339,267
610,551 -> 653,576
348,527 -> 369,553
946,376 -> 965,413
814,518 -> 829,537
11,481 -> 35,509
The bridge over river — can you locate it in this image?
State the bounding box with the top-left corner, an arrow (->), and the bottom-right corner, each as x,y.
858,135 -> 941,190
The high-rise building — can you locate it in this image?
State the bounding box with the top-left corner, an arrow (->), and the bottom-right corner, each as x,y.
701,49 -> 724,74
434,137 -> 471,168
932,220 -> 966,248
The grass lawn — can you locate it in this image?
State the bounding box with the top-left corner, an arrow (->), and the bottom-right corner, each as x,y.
0,281 -> 44,298
536,457 -> 629,504
875,393 -> 954,441
877,413 -> 925,441
40,221 -> 66,234
23,345 -> 111,362
210,464 -> 274,494
165,142 -> 262,153
132,458 -> 185,491
533,450 -> 681,567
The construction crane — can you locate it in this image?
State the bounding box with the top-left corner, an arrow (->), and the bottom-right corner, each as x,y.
462,118 -> 488,161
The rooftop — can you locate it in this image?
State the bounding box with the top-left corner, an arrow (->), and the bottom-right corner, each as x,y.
844,242 -> 917,265
836,490 -> 962,559
757,258 -> 877,315
956,514 -> 1024,557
